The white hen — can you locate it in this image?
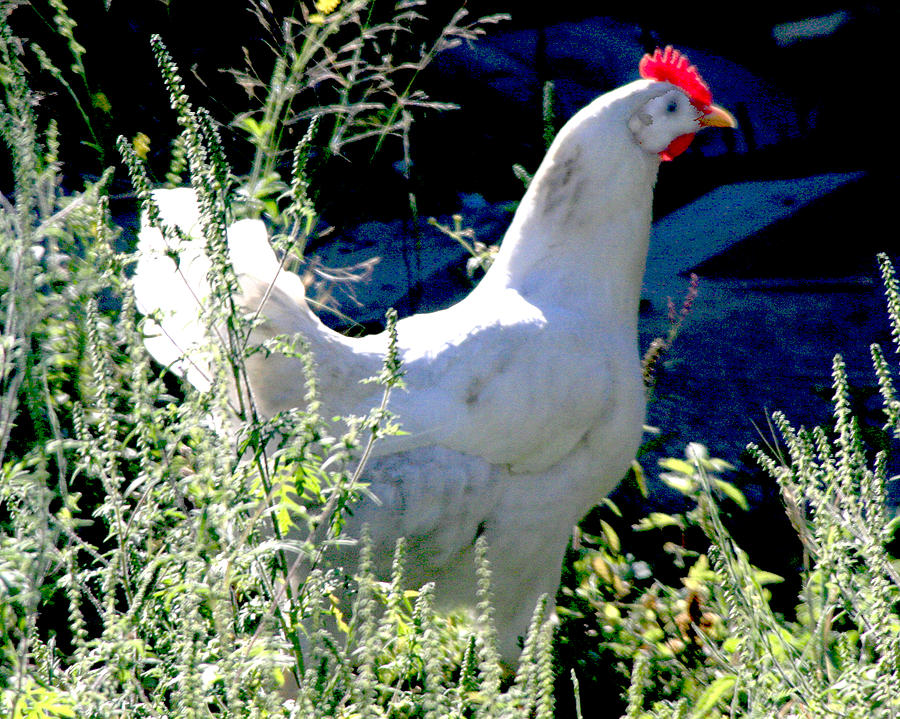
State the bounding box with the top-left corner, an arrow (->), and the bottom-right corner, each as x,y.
133,46 -> 735,662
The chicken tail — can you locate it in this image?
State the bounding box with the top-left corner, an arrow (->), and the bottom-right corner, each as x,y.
132,187 -> 306,393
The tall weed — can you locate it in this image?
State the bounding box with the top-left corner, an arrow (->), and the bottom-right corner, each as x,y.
2,5 -> 559,717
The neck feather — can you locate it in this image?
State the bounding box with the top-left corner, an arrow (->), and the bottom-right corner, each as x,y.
480,80 -> 662,329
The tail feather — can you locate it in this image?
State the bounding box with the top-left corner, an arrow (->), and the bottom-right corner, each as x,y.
133,188 -> 287,392
133,188 -> 220,390
132,188 -> 378,408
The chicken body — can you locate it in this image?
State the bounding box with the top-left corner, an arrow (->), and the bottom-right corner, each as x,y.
135,70 -> 734,661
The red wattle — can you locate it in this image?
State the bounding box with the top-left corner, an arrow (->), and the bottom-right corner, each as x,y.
660,133 -> 695,161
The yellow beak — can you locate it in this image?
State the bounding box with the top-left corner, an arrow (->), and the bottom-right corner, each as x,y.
699,104 -> 738,128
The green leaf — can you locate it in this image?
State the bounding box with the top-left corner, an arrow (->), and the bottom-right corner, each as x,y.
714,479 -> 749,510
886,514 -> 900,537
752,569 -> 784,586
633,512 -> 682,532
709,457 -> 735,473
766,629 -> 789,660
236,116 -> 272,140
631,459 -> 649,497
690,674 -> 736,717
658,457 -> 696,476
601,496 -> 622,517
599,519 -> 620,553
660,472 -> 697,495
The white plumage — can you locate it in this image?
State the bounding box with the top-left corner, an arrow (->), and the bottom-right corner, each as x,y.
134,50 -> 735,662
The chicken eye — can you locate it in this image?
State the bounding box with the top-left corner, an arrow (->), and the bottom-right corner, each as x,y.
666,99 -> 679,113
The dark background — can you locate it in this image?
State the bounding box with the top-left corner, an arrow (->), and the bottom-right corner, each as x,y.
7,2 -> 894,216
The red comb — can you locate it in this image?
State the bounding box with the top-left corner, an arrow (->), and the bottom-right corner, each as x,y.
639,46 -> 712,109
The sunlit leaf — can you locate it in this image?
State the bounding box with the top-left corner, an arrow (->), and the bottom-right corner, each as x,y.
633,512 -> 683,531
714,479 -> 749,510
690,674 -> 736,717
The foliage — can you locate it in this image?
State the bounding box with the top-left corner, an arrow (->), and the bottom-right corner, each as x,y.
427,213 -> 498,279
557,445 -> 754,715
641,273 -> 700,391
559,259 -> 900,716
1,4 -> 556,717
16,0 -> 113,169
229,0 -> 507,225
4,3 -> 900,718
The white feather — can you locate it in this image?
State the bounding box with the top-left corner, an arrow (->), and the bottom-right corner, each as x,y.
134,78 -> 720,661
